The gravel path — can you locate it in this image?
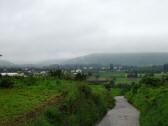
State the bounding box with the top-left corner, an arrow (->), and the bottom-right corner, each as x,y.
97,96 -> 140,126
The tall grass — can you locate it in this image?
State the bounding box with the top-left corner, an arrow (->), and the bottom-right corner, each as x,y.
126,75 -> 168,126
27,83 -> 114,126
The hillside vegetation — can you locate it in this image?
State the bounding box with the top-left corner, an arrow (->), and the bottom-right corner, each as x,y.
126,75 -> 168,126
0,76 -> 115,126
63,53 -> 168,65
27,84 -> 114,126
2,53 -> 168,66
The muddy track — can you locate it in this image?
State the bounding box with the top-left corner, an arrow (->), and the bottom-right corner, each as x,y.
97,96 -> 140,126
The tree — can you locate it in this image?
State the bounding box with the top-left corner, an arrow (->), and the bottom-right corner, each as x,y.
49,69 -> 64,79
164,64 -> 168,72
109,79 -> 115,87
0,76 -> 14,88
74,73 -> 87,81
110,64 -> 114,71
140,76 -> 161,87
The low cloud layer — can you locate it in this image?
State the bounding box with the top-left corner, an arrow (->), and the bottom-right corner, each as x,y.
0,0 -> 168,63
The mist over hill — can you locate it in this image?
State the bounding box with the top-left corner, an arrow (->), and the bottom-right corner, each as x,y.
36,59 -> 67,66
0,60 -> 15,67
1,53 -> 168,67
62,53 -> 168,66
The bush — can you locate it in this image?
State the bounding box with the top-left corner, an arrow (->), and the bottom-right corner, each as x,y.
140,76 -> 162,87
127,87 -> 168,126
0,77 -> 14,88
28,83 -> 114,126
126,75 -> 168,126
27,117 -> 52,126
77,84 -> 92,97
49,70 -> 64,79
104,84 -> 112,91
23,76 -> 37,86
44,107 -> 63,125
74,73 -> 87,81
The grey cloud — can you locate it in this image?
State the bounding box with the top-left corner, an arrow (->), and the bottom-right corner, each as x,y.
0,0 -> 168,63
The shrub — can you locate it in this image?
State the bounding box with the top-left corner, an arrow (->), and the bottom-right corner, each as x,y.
49,70 -> 64,79
104,84 -> 112,91
77,84 -> 92,97
127,87 -> 168,126
74,73 -> 87,81
27,117 -> 52,126
23,76 -> 37,86
0,77 -> 14,88
44,107 -> 63,125
126,75 -> 168,126
140,76 -> 162,87
28,83 -> 114,126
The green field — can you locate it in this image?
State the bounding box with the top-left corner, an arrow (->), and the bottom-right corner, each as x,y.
1,71 -> 167,126
27,81 -> 115,126
0,77 -> 116,126
92,71 -> 140,84
0,79 -> 74,125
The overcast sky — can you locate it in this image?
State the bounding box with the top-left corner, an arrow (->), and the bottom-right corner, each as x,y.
0,0 -> 168,63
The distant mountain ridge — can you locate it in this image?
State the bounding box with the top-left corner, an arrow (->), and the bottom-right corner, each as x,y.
62,53 -> 168,66
37,59 -> 67,66
0,59 -> 15,67
1,53 -> 168,67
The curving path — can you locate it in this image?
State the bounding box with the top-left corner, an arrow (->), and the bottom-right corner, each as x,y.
97,96 -> 140,126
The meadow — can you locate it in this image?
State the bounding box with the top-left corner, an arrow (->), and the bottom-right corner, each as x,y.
1,71 -> 167,126
0,78 -> 72,125
0,76 -> 116,126
92,71 -> 140,84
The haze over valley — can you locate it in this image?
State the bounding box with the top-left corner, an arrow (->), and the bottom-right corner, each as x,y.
1,0 -> 168,126
1,52 -> 168,67
1,0 -> 168,63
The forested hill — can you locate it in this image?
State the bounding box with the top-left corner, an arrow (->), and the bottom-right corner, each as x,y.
2,53 -> 168,67
63,53 -> 168,66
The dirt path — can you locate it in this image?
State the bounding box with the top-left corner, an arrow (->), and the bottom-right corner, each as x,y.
97,96 -> 140,126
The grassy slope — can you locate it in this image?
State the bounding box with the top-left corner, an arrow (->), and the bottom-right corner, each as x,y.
0,78 -> 116,126
127,86 -> 168,126
27,83 -> 115,126
0,79 -> 74,125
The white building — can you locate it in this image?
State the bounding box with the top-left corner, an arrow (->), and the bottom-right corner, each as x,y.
0,73 -> 24,77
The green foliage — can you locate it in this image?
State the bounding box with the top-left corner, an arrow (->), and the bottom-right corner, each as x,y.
140,76 -> 162,87
23,76 -> 37,86
27,116 -> 52,126
44,107 -> 63,125
0,76 -> 14,88
49,69 -> 64,79
104,84 -> 112,91
104,80 -> 116,91
91,71 -> 140,85
74,73 -> 87,81
0,79 -> 71,124
111,88 -> 122,97
127,87 -> 168,126
28,83 -> 114,126
0,74 -> 115,126
126,75 -> 168,126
